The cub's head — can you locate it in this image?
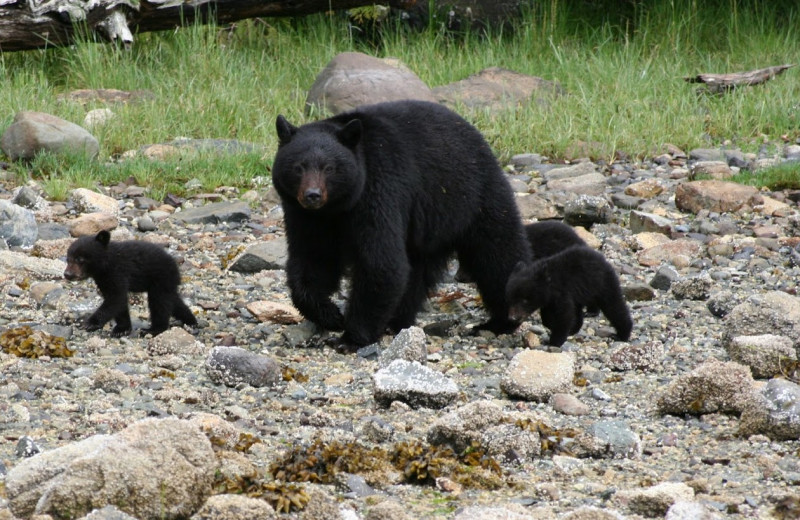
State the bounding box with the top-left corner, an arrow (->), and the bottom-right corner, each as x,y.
506,260 -> 550,320
64,230 -> 111,281
272,115 -> 364,212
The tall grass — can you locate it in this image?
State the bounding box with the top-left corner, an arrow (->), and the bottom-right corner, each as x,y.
1,0 -> 798,196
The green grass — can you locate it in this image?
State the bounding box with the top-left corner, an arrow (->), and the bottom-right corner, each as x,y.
731,161 -> 800,190
1,0 -> 799,198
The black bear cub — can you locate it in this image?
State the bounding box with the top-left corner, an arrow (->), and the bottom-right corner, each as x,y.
506,245 -> 632,347
455,220 -> 587,283
64,230 -> 197,337
272,100 -> 531,349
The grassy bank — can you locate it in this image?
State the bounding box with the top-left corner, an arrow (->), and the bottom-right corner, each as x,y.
1,1 -> 798,197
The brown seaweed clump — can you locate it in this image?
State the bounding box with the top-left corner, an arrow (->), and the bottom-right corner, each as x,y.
0,326 -> 74,358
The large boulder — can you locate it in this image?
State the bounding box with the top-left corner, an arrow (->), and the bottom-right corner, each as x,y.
6,417 -> 216,519
674,180 -> 760,214
305,52 -> 436,115
1,111 -> 99,160
433,67 -> 563,111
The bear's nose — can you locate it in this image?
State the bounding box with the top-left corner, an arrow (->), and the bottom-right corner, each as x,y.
303,189 -> 323,208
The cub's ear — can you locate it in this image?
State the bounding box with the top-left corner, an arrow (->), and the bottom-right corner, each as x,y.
95,230 -> 111,247
337,119 -> 362,149
276,115 -> 297,145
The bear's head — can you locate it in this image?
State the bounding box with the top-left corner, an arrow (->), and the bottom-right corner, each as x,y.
272,115 -> 365,213
506,260 -> 551,320
64,230 -> 112,281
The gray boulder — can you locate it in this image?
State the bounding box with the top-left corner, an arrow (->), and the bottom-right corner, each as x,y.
227,238 -> 288,273
305,52 -> 436,115
373,359 -> 458,409
739,378 -> 800,440
1,111 -> 99,160
0,199 -> 37,248
722,291 -> 800,352
205,346 -> 282,388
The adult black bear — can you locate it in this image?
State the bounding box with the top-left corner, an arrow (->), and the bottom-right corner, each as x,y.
506,245 -> 632,347
64,230 -> 197,336
272,100 -> 531,348
455,220 -> 587,282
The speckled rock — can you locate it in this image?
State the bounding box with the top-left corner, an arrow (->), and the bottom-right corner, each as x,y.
722,291 -> 800,351
501,350 -> 575,402
0,200 -> 37,248
670,273 -> 712,300
573,420 -> 643,459
726,334 -> 796,379
657,360 -> 754,415
379,326 -> 428,367
6,417 -> 216,520
617,482 -> 695,517
373,359 -> 458,409
146,326 -> 204,356
427,400 -> 507,452
190,494 -> 277,520
739,378 -> 800,440
204,346 -> 282,388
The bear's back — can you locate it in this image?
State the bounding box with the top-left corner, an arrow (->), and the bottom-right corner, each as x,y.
111,241 -> 181,291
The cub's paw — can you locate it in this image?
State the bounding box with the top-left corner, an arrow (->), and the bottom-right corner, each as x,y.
471,317 -> 520,336
111,325 -> 132,337
141,326 -> 167,337
82,320 -> 102,332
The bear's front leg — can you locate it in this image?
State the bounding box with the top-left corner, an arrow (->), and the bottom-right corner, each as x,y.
541,300 -> 577,347
286,253 -> 345,332
84,293 -> 127,333
341,252 -> 409,348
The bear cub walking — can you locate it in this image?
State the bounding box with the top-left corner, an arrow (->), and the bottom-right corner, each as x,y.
456,220 -> 587,283
64,230 -> 197,336
506,245 -> 632,346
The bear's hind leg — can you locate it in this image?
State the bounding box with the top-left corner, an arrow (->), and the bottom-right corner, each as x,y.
388,255 -> 447,333
599,292 -> 633,342
172,296 -> 198,327
145,290 -> 173,336
570,306 -> 584,334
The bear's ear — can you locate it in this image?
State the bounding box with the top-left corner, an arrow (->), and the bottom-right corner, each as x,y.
337,119 -> 362,149
276,115 -> 297,145
95,230 -> 111,247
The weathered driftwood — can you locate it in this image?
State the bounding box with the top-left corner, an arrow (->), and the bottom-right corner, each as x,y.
684,64 -> 795,93
0,0 -> 417,51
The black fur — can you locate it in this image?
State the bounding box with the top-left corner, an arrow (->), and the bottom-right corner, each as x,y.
272,100 -> 531,348
506,245 -> 632,346
64,230 -> 197,336
455,220 -> 587,283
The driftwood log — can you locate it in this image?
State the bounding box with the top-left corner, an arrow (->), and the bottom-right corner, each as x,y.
684,64 -> 795,93
0,0 -> 417,52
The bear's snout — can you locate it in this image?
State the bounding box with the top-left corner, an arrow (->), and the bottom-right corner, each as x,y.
297,170 -> 328,210
64,267 -> 85,281
301,188 -> 324,209
508,305 -> 529,321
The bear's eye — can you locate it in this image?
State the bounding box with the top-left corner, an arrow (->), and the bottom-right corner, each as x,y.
292,165 -> 303,176
323,165 -> 335,174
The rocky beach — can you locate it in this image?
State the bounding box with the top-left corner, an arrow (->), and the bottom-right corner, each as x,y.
1,131 -> 800,520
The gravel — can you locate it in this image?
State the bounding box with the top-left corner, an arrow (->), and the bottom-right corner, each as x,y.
1,145 -> 800,519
